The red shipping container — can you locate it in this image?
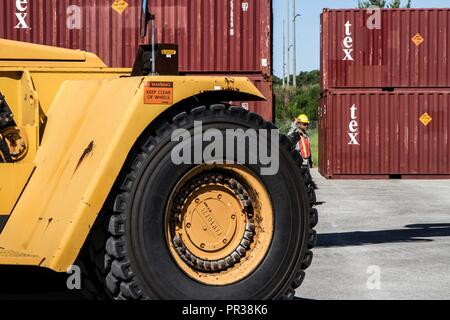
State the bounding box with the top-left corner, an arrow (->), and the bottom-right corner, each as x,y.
0,0 -> 273,120
319,89 -> 450,179
0,0 -> 271,74
321,8 -> 450,90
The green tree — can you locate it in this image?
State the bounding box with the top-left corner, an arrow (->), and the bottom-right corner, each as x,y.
274,70 -> 321,133
358,0 -> 386,8
296,70 -> 320,87
358,0 -> 412,8
273,75 -> 282,86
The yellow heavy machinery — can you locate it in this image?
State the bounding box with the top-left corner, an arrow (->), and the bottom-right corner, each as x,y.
0,1 -> 317,300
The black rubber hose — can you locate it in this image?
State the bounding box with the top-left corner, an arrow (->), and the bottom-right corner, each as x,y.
0,138 -> 12,163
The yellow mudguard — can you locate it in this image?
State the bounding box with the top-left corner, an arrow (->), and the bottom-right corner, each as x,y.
0,75 -> 265,271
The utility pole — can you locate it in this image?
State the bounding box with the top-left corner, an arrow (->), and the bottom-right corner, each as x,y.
292,0 -> 299,87
286,1 -> 290,86
283,19 -> 286,87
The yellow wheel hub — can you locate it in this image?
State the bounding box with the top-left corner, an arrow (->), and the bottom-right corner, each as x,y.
182,188 -> 245,258
166,166 -> 273,286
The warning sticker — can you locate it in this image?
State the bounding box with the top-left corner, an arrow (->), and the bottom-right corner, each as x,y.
161,50 -> 177,56
112,0 -> 128,15
412,33 -> 424,47
419,112 -> 432,126
144,82 -> 174,105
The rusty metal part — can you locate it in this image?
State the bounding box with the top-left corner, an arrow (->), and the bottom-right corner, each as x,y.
1,127 -> 28,162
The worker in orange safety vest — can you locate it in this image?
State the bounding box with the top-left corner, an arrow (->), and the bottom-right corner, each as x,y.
288,114 -> 313,168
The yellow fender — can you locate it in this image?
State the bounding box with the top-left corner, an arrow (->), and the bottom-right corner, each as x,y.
0,75 -> 265,271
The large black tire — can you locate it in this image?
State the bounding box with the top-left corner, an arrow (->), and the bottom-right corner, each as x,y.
79,104 -> 318,300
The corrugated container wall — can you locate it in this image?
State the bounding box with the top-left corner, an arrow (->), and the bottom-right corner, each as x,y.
0,0 -> 273,120
321,9 -> 450,90
0,0 -> 271,73
319,90 -> 450,179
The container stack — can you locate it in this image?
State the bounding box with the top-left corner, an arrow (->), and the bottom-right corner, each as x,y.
319,8 -> 450,179
0,0 -> 273,120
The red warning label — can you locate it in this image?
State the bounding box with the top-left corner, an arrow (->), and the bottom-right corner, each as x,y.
144,82 -> 174,105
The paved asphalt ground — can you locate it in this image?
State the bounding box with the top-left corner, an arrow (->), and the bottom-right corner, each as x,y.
0,169 -> 449,300
297,169 -> 450,300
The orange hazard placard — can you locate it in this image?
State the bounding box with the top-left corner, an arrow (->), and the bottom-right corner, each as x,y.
112,0 -> 128,15
412,33 -> 424,47
144,82 -> 174,105
419,112 -> 432,126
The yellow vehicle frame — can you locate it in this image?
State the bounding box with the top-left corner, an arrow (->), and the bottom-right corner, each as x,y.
0,39 -> 265,272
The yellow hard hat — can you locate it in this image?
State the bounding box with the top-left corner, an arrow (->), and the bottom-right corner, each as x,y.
296,114 -> 310,124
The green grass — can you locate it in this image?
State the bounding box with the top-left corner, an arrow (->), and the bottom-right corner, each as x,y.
309,128 -> 319,165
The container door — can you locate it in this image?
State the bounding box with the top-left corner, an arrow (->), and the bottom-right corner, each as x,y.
318,95 -> 329,177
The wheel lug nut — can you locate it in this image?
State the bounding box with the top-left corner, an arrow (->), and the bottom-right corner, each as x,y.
218,194 -> 222,200
223,239 -> 228,244
200,243 -> 205,249
231,215 -> 236,220
173,237 -> 182,247
186,223 -> 191,228
195,199 -> 200,204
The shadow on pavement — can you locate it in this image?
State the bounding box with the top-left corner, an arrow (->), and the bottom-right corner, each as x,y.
2,223 -> 448,298
317,223 -> 450,248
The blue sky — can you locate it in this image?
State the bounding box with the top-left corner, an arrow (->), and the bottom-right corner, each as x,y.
273,0 -> 450,76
